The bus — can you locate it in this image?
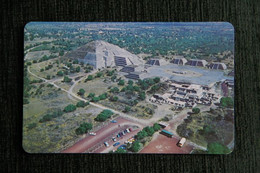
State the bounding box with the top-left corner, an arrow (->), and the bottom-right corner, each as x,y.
160,129 -> 173,138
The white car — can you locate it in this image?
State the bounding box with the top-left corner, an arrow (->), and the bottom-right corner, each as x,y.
89,132 -> 96,136
112,137 -> 116,142
104,142 -> 109,147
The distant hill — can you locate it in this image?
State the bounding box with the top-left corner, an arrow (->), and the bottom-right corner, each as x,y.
64,40 -> 144,69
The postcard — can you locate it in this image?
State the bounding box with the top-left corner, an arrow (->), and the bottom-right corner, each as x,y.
23,22 -> 234,154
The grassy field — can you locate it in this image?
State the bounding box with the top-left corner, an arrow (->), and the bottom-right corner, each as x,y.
73,76 -> 118,96
23,81 -> 105,153
177,108 -> 234,148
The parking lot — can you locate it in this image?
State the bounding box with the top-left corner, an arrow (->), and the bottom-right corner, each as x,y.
61,117 -> 144,153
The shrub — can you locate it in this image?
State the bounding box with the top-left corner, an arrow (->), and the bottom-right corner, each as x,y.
99,93 -> 107,100
95,72 -> 103,78
207,142 -> 231,154
118,80 -> 125,86
63,104 -> 76,113
192,107 -> 200,114
153,77 -> 160,83
88,93 -> 95,98
76,101 -> 89,107
220,97 -> 234,107
63,76 -> 72,83
27,123 -> 37,130
39,109 -> 63,123
110,87 -> 119,93
57,71 -> 64,76
130,141 -> 141,152
153,123 -> 161,131
75,122 -> 93,135
136,130 -> 148,140
123,106 -> 131,113
91,97 -> 100,102
78,88 -> 85,96
143,126 -> 155,136
95,109 -> 114,122
109,96 -> 118,102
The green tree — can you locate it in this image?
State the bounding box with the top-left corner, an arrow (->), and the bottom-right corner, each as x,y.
192,107 -> 200,114
75,122 -> 93,135
85,75 -> 93,82
76,66 -> 80,72
75,126 -> 85,135
99,93 -> 107,100
57,71 -> 64,76
143,126 -> 155,136
110,96 -> 118,102
130,141 -> 141,152
78,88 -> 85,96
88,93 -> 95,98
153,123 -> 161,131
207,142 -> 231,154
95,109 -> 114,122
111,75 -> 117,82
133,86 -> 140,92
138,92 -> 146,100
115,148 -> 127,153
153,77 -> 160,83
128,80 -> 133,85
63,76 -> 72,82
123,106 -> 131,113
27,123 -> 37,130
46,75 -> 51,80
96,72 -> 103,78
26,62 -> 32,66
220,97 -> 234,107
73,59 -> 79,64
110,87 -> 119,93
118,79 -> 125,86
136,130 -> 148,140
59,50 -> 64,56
64,104 -> 76,113
91,97 -> 100,102
76,101 -> 89,107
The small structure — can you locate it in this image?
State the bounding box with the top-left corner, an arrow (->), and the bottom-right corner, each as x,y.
124,72 -> 141,80
208,62 -> 227,70
186,59 -> 208,67
171,57 -> 187,65
146,59 -> 160,66
114,56 -> 127,66
120,66 -> 135,73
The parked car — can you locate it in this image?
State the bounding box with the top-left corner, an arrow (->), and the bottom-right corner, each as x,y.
112,137 -> 116,142
113,142 -> 120,147
117,134 -> 121,138
111,120 -> 117,123
129,128 -> 132,132
104,142 -> 109,147
177,138 -> 186,147
89,132 -> 96,136
118,144 -> 126,150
